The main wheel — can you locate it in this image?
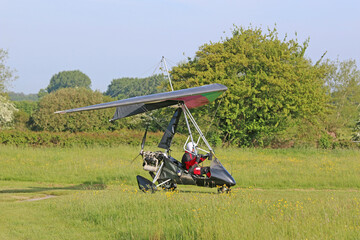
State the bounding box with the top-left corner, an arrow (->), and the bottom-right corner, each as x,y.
162,182 -> 177,191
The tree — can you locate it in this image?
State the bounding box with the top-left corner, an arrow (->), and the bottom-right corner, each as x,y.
352,116 -> 360,142
171,26 -> 330,146
105,74 -> 167,99
0,49 -> 18,128
8,92 -> 39,101
37,88 -> 48,99
31,88 -> 122,132
46,70 -> 91,93
325,59 -> 360,138
0,49 -> 17,93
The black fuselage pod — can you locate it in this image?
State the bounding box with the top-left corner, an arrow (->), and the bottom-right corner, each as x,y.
157,157 -> 196,185
207,158 -> 236,187
156,155 -> 236,189
193,158 -> 236,188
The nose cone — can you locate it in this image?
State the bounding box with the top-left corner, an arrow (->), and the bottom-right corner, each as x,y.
227,174 -> 236,186
218,169 -> 236,186
210,159 -> 236,186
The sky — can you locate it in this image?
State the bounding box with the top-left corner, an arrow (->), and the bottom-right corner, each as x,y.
1,0 -> 359,94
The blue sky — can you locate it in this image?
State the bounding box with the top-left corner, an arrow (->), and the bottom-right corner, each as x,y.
1,0 -> 359,94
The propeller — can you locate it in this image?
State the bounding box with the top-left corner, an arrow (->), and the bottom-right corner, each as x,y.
131,126 -> 148,164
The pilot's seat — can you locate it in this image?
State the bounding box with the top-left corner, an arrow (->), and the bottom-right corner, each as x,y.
169,156 -> 185,169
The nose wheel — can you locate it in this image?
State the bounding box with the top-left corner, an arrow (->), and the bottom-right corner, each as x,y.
217,185 -> 231,194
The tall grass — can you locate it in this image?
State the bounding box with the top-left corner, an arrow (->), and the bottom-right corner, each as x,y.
1,145 -> 359,189
1,145 -> 360,239
56,187 -> 359,239
1,185 -> 359,239
215,147 -> 360,189
0,145 -> 140,184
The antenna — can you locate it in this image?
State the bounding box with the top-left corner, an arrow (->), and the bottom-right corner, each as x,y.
161,56 -> 174,92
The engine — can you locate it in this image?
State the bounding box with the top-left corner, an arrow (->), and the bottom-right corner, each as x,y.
142,151 -> 166,172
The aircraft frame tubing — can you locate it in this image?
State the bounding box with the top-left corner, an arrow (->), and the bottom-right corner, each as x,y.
181,103 -> 198,155
156,178 -> 171,188
182,104 -> 213,153
152,161 -> 164,184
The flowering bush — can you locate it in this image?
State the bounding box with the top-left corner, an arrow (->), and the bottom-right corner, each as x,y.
0,95 -> 17,128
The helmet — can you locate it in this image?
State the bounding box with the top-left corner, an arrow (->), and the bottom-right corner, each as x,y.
186,142 -> 196,152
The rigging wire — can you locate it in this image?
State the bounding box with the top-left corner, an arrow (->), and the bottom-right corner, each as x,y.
161,57 -> 177,68
160,56 -> 174,91
139,104 -> 196,145
139,60 -> 162,77
151,60 -> 163,76
139,105 -> 173,136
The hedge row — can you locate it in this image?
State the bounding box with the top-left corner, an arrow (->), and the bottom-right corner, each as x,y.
0,130 -> 187,148
1,129 -> 358,149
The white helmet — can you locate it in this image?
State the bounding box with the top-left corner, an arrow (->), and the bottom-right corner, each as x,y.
186,142 -> 196,152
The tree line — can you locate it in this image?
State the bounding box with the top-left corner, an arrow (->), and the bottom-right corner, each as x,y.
1,25 -> 360,148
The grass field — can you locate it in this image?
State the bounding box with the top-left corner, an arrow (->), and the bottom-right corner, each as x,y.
0,145 -> 360,239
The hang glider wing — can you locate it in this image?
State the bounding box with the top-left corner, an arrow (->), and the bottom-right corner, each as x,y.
54,83 -> 227,121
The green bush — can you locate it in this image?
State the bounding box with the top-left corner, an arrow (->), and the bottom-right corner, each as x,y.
30,88 -> 122,132
13,101 -> 38,115
319,135 -> 332,149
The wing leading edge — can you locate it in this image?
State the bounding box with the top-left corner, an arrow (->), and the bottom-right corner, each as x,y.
55,83 -> 227,120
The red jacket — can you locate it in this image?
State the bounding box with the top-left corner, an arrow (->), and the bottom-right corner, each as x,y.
181,152 -> 206,170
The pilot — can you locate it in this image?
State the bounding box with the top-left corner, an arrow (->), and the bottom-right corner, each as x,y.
181,142 -> 211,178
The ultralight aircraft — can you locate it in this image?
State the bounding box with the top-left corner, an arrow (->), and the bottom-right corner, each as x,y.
55,81 -> 236,193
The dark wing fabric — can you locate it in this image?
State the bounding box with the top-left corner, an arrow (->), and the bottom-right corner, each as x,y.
55,83 -> 227,120
110,101 -> 178,121
158,108 -> 182,149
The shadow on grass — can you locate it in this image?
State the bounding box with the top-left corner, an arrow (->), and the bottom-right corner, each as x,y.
0,182 -> 107,194
175,189 -> 218,195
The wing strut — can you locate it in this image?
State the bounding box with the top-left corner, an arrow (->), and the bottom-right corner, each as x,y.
182,103 -> 214,154
181,103 -> 197,155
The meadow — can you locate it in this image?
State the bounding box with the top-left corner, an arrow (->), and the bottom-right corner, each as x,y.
0,145 -> 360,239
